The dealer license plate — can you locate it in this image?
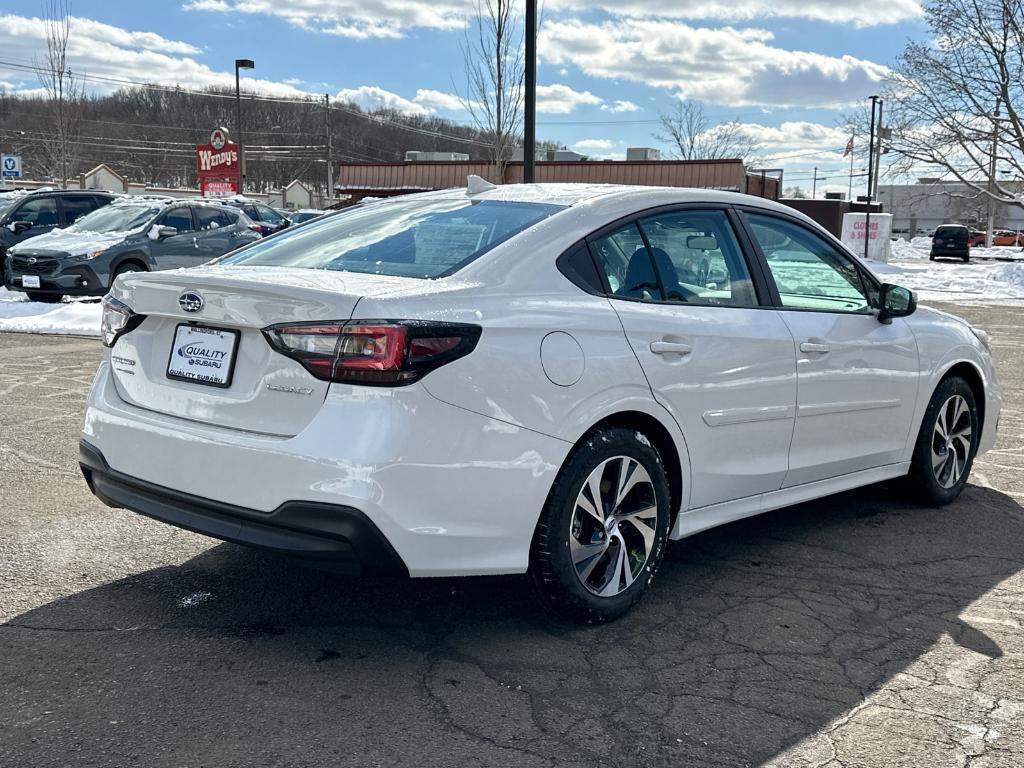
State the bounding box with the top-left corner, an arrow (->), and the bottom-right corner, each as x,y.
166,324 -> 240,388
22,275 -> 40,288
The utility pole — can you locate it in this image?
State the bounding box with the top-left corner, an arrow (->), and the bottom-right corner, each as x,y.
864,96 -> 879,261
523,0 -> 537,183
324,93 -> 333,207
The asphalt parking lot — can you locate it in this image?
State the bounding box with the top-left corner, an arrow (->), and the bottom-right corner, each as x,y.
2,301 -> 1023,768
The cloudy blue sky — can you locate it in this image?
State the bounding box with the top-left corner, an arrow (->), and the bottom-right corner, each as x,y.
0,1 -> 928,192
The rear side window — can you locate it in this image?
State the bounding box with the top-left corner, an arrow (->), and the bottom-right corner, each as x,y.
589,209 -> 758,306
197,207 -> 228,230
220,198 -> 564,279
242,204 -> 260,221
257,205 -> 285,224
61,195 -> 98,225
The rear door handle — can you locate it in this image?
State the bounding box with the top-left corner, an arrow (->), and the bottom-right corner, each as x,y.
799,341 -> 830,354
650,341 -> 692,356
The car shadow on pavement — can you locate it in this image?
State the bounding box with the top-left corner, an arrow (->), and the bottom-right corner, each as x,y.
3,482 -> 1023,768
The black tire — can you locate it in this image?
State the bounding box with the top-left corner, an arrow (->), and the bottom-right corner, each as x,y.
111,262 -> 146,287
531,427 -> 671,623
907,376 -> 979,506
25,291 -> 63,303
963,255 -> 970,263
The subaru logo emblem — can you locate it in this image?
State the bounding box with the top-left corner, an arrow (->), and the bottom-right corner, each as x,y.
178,291 -> 204,313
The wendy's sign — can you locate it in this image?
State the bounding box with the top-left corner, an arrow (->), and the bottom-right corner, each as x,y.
196,141 -> 239,179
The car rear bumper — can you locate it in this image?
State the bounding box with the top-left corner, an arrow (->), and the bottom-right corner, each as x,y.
81,358 -> 570,577
80,439 -> 407,575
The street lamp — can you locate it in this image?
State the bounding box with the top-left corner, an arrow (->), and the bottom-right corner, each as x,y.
234,58 -> 255,194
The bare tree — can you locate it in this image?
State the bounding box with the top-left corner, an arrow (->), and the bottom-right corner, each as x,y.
654,101 -> 760,162
883,0 -> 1024,210
459,0 -> 525,179
34,0 -> 84,186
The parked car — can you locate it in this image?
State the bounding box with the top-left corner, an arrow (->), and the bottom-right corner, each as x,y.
223,197 -> 291,236
968,230 -> 987,247
991,230 -> 1024,247
930,224 -> 971,262
0,189 -> 117,268
287,208 -> 326,225
80,184 -> 1000,622
4,197 -> 261,302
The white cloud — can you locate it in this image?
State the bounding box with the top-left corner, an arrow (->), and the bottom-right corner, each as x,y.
536,83 -> 603,114
412,88 -> 466,112
336,85 -> 429,115
334,86 -> 468,115
547,0 -> 921,27
731,121 -> 853,164
0,14 -> 313,99
540,19 -> 889,108
573,139 -> 614,152
184,0 -> 468,39
602,100 -> 640,113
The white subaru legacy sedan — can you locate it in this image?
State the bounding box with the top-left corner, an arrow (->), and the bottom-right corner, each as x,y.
80,184 -> 1001,622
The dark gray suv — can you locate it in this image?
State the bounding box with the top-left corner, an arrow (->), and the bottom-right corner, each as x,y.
4,198 -> 261,302
0,189 -> 117,264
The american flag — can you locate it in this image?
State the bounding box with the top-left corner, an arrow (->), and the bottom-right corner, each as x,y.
843,136 -> 855,157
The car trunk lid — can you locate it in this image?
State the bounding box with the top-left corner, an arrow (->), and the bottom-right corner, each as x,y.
107,265 -> 422,436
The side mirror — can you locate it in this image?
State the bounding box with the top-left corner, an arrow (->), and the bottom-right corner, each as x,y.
149,225 -> 178,240
11,221 -> 32,234
878,283 -> 916,324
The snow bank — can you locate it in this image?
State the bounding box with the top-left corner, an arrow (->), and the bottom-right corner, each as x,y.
0,289 -> 101,336
872,255 -> 1024,302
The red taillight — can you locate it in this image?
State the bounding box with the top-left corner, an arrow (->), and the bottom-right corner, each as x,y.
262,320 -> 481,386
249,223 -> 263,233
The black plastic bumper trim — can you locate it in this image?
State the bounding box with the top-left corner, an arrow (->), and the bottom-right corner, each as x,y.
79,440 -> 408,576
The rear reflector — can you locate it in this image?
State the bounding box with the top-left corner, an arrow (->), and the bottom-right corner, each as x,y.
262,320 -> 481,386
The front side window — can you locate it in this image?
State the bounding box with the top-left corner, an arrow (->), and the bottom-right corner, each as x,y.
160,208 -> 195,233
219,198 -> 564,279
12,197 -> 58,227
746,213 -> 872,313
589,210 -> 758,307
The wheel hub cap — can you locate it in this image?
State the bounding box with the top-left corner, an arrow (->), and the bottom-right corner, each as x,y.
569,456 -> 659,597
931,394 -> 972,489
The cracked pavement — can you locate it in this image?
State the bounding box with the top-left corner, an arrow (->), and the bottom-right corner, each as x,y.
1,301 -> 1023,767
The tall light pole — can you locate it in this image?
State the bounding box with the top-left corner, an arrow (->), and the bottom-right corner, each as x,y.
986,101 -> 1002,248
523,0 -> 537,183
234,58 -> 255,194
864,95 -> 880,261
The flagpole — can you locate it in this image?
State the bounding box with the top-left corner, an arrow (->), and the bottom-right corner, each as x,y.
848,133 -> 855,201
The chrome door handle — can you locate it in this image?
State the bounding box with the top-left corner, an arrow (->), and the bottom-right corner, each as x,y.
800,341 -> 830,354
650,341 -> 692,355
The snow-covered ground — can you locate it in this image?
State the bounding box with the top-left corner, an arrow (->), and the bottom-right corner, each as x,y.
1,237 -> 1023,339
873,238 -> 1024,303
0,288 -> 102,336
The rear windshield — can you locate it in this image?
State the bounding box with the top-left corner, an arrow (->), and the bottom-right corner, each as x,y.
218,198 -> 565,278
935,226 -> 967,237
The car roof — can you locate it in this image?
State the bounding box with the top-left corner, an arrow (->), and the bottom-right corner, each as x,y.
389,182 -> 804,217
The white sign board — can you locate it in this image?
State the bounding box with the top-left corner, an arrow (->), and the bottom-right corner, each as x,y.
841,212 -> 892,263
1,155 -> 22,178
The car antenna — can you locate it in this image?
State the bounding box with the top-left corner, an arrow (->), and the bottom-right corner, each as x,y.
466,175 -> 497,196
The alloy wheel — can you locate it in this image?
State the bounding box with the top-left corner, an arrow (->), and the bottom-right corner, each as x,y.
569,456 -> 659,597
931,394 -> 973,489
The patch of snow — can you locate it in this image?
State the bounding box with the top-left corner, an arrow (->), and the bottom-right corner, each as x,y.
0,288 -> 101,336
869,239 -> 1024,303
